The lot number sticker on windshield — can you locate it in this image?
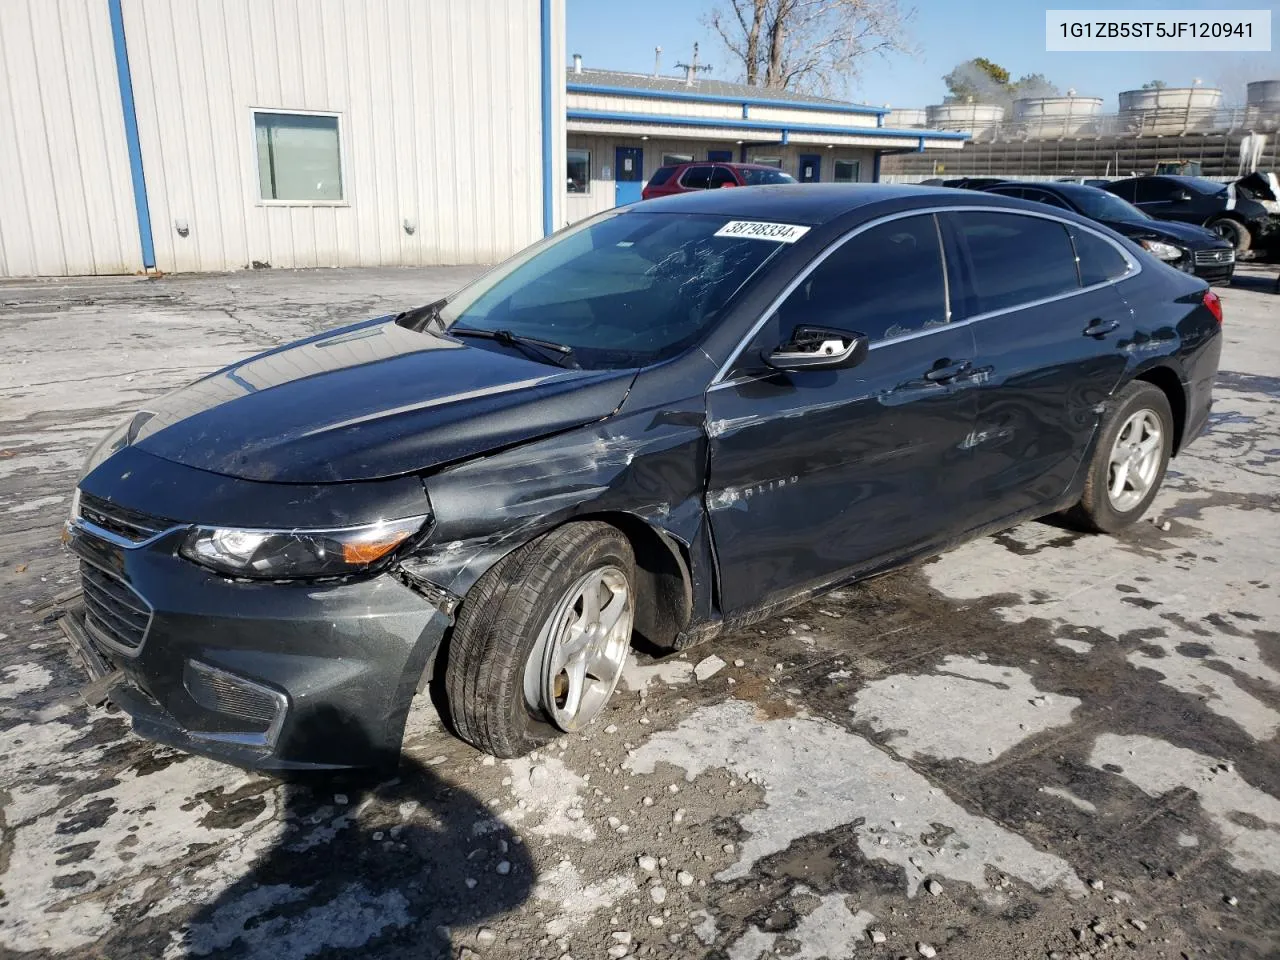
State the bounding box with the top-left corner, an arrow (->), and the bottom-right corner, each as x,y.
714,221 -> 811,243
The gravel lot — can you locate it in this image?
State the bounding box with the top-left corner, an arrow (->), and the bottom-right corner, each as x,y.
1,264 -> 1277,960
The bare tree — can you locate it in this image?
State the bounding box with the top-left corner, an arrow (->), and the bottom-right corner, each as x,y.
705,0 -> 915,96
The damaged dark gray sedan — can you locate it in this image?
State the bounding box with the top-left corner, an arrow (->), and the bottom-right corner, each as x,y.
65,185 -> 1223,770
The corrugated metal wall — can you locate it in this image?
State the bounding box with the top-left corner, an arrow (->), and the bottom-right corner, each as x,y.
0,0 -> 143,277
121,0 -> 560,273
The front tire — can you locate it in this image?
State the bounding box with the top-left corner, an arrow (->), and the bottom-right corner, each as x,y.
444,522 -> 635,758
1208,217 -> 1251,253
1068,381 -> 1174,533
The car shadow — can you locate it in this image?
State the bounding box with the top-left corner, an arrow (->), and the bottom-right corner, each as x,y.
171,705 -> 535,959
1229,271 -> 1280,294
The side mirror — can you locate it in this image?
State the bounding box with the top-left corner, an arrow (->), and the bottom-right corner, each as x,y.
1171,189 -> 1191,202
761,326 -> 869,371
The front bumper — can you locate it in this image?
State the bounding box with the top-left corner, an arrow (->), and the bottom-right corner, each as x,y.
64,521 -> 449,771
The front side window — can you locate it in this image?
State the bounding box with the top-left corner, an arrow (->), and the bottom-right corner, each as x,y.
833,159 -> 860,183
741,168 -> 796,186
439,212 -> 787,369
680,165 -> 714,189
254,112 -> 342,202
566,148 -> 590,194
772,214 -> 948,343
1071,228 -> 1132,286
1107,180 -> 1137,202
950,211 -> 1080,316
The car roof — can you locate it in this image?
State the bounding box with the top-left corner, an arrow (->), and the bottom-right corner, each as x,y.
634,183 -> 1020,226
661,160 -> 784,170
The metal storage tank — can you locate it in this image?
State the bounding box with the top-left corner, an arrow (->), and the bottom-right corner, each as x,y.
925,103 -> 1005,138
1012,94 -> 1103,138
1247,80 -> 1280,107
886,107 -> 928,129
1118,86 -> 1222,134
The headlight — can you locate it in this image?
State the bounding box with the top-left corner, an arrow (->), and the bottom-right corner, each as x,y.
180,515 -> 428,579
1140,239 -> 1184,262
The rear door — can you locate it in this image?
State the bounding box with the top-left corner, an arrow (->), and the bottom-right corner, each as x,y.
679,165 -> 714,191
705,213 -> 980,613
945,209 -> 1134,525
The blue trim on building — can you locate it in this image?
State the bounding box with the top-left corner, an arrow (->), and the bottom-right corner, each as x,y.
539,0 -> 554,236
567,81 -> 888,116
107,0 -> 155,270
566,109 -> 969,142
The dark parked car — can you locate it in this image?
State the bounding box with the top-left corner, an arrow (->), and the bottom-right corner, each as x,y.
1104,175 -> 1278,255
980,181 -> 1236,283
642,161 -> 795,200
65,185 -> 1223,770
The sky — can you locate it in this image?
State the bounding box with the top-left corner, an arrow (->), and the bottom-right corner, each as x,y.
566,0 -> 1280,109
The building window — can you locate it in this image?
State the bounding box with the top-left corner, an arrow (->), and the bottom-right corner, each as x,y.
567,148 -> 591,194
751,156 -> 782,168
662,153 -> 693,165
834,159 -> 861,183
254,111 -> 343,202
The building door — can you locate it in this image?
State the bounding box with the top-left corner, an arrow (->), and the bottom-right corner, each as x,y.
708,149 -> 733,162
615,147 -> 644,205
798,154 -> 822,183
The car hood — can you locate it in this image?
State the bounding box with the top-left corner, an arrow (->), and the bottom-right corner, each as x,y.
1101,217 -> 1230,247
130,317 -> 637,483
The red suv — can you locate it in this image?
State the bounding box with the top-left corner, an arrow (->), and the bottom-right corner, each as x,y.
641,161 -> 796,200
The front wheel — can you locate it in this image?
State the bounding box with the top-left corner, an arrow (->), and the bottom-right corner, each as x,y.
1067,381 -> 1174,533
1208,217 -> 1251,253
444,522 -> 636,758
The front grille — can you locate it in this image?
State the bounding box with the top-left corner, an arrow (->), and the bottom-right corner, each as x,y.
80,561 -> 152,652
78,492 -> 169,544
183,661 -> 283,728
1194,248 -> 1235,266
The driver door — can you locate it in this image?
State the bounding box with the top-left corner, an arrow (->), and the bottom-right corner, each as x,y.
705,213 -> 980,614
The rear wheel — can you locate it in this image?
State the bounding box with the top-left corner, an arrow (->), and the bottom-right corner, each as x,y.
444,522 -> 635,758
1067,381 -> 1174,533
1208,217 -> 1251,253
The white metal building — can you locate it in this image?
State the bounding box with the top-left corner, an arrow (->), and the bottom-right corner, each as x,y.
0,0 -> 566,277
564,63 -> 968,223
0,1 -> 964,278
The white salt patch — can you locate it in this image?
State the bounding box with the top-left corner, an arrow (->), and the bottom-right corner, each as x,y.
1040,786 -> 1097,814
502,756 -> 594,841
728,893 -> 874,960
851,655 -> 1079,763
621,652 -> 693,695
1091,734 -> 1280,874
0,662 -> 53,700
625,699 -> 1084,896
534,860 -> 637,935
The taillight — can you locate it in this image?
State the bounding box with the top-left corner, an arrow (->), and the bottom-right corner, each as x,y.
1203,289 -> 1223,325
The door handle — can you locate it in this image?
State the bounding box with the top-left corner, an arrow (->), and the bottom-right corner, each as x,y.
924,359 -> 973,384
1083,318 -> 1121,338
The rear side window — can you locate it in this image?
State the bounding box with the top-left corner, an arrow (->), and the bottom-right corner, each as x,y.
1135,180 -> 1172,203
1071,228 -> 1131,286
741,168 -> 796,186
1107,180 -> 1136,202
647,166 -> 676,187
710,166 -> 738,188
1024,190 -> 1070,210
774,214 -> 947,342
680,165 -> 714,189
951,211 -> 1080,316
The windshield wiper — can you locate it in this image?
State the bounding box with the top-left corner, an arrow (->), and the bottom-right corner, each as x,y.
449,326 -> 579,368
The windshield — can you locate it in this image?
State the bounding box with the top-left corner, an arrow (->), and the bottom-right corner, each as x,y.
438,212 -> 790,369
741,168 -> 796,186
1069,188 -> 1151,222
